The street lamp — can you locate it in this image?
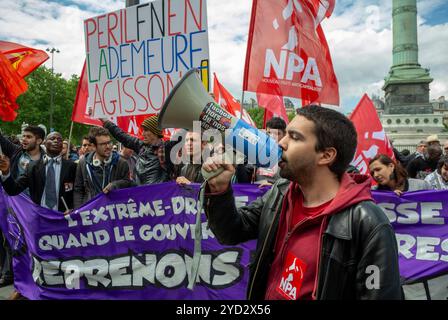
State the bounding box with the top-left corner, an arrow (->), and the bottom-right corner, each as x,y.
46,47 -> 60,132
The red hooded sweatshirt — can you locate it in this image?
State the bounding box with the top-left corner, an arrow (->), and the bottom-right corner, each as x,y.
264,173 -> 373,300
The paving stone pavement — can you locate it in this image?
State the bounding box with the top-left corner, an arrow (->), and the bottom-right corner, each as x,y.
0,285 -> 14,300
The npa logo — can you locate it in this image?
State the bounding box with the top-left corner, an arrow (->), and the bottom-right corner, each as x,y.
276,252 -> 307,300
263,0 -> 324,87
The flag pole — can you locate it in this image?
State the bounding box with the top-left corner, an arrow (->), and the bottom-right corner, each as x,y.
66,121 -> 74,160
240,91 -> 245,119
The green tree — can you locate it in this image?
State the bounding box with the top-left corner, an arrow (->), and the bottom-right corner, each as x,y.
247,107 -> 265,128
246,107 -> 295,129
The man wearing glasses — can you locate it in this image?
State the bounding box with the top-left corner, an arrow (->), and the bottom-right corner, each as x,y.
73,127 -> 133,208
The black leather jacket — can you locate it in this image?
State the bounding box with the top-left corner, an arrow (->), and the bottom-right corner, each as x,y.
205,179 -> 402,300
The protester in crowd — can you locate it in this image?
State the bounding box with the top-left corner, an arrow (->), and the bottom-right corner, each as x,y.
61,140 -> 79,161
120,146 -> 137,181
61,140 -> 69,158
407,144 -> 442,179
174,131 -> 209,184
406,140 -> 427,165
0,126 -> 46,181
0,125 -> 46,287
401,149 -> 410,157
76,134 -> 96,164
202,105 -> 402,300
78,136 -> 89,157
74,127 -> 133,208
253,117 -> 286,187
369,154 -> 431,196
99,115 -> 178,185
424,155 -> 448,190
426,134 -> 441,148
0,132 -> 77,212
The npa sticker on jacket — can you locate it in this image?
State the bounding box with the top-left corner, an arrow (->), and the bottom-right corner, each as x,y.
276,252 -> 307,300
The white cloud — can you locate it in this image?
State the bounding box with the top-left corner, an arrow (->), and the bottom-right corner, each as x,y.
0,0 -> 446,113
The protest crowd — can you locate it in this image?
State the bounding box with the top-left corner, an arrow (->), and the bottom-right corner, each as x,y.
1,0 -> 447,303
0,109 -> 447,300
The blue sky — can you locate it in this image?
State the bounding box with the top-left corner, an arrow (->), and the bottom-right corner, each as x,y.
0,0 -> 447,115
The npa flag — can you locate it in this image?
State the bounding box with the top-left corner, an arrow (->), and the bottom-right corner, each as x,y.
349,94 -> 395,175
0,41 -> 48,121
213,74 -> 256,126
72,61 -> 169,139
243,0 -> 339,105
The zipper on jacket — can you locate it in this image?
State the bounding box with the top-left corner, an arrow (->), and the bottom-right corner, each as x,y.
312,216 -> 328,300
248,192 -> 282,300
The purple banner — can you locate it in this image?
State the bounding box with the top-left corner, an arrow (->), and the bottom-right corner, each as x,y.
0,183 -> 264,300
372,190 -> 448,282
2,184 -> 448,300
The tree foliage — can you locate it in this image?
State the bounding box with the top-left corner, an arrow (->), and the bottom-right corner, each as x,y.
246,107 -> 296,129
1,66 -> 89,145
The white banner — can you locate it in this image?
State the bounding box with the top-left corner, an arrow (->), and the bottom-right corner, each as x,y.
84,0 -> 210,118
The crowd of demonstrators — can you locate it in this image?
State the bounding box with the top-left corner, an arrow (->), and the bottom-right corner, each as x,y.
383,134 -> 448,194
2,109 -> 448,301
100,115 -> 178,185
73,127 -> 133,209
0,132 -> 77,212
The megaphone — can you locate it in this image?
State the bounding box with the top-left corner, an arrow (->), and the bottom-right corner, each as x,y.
158,68 -> 282,176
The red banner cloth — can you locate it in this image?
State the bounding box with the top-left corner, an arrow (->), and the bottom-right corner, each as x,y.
349,94 -> 395,175
213,73 -> 256,126
243,0 -> 339,106
0,41 -> 48,121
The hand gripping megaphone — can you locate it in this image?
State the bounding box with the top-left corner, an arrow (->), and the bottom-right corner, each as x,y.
158,68 -> 282,179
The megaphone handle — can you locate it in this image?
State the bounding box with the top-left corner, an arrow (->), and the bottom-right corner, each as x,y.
201,166 -> 225,181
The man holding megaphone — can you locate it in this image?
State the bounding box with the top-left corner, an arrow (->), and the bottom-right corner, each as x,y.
158,69 -> 401,299
201,106 -> 402,300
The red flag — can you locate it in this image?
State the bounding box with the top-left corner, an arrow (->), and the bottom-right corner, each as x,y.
71,61 -> 102,126
243,0 -> 339,105
213,74 -> 256,126
349,94 -> 395,175
0,41 -> 49,78
72,61 -> 161,139
0,52 -> 25,121
0,41 -> 48,121
262,107 -> 275,128
257,90 -> 289,127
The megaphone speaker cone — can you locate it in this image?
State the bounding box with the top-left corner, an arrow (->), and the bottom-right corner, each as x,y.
158,68 -> 214,131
